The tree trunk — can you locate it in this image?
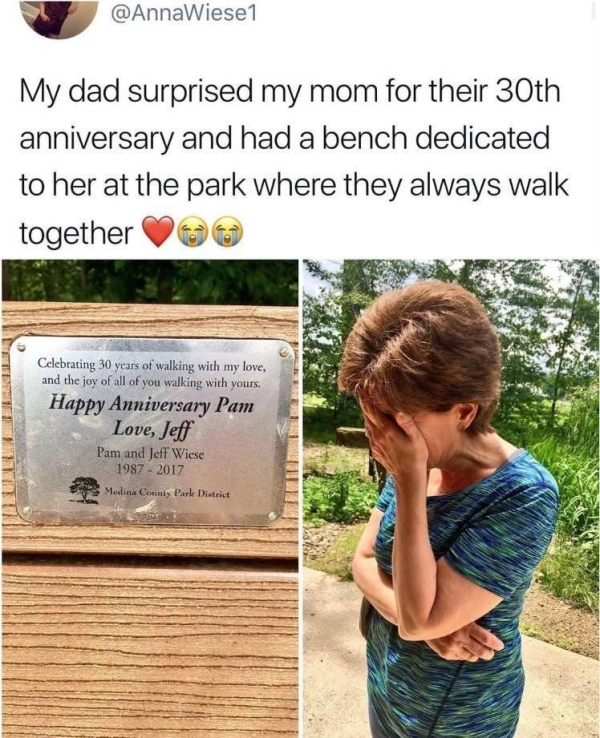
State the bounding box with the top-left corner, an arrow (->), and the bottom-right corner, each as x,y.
549,270 -> 585,427
156,263 -> 174,304
457,260 -> 473,289
2,262 -> 12,300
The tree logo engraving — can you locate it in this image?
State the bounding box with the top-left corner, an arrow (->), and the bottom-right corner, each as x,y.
69,477 -> 100,504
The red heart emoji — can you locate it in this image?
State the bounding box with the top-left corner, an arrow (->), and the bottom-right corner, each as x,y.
142,216 -> 174,247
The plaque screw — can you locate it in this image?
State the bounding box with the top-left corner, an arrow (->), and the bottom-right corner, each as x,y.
22,506 -> 31,515
279,347 -> 289,358
267,511 -> 278,521
16,343 -> 26,352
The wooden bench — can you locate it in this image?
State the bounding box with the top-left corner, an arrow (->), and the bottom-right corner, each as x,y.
3,302 -> 299,738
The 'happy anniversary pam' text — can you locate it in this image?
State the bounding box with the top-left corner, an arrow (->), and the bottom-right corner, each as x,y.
48,392 -> 255,442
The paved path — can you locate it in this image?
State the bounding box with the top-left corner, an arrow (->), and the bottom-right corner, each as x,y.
303,567 -> 598,738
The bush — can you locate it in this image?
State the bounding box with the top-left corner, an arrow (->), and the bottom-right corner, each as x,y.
530,430 -> 598,612
538,537 -> 598,612
303,403 -> 363,444
563,384 -> 599,457
304,473 -> 378,525
532,439 -> 598,539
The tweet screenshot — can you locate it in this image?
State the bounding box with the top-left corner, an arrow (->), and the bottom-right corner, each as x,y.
0,0 -> 598,257
1,2 -> 599,738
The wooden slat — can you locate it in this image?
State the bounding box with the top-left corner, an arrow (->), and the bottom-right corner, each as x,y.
3,560 -> 298,738
2,303 -> 299,559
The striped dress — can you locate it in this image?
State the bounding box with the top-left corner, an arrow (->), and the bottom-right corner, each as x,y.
368,450 -> 559,737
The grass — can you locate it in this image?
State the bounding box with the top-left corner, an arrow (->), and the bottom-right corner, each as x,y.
308,524 -> 365,581
538,538 -> 598,612
304,405 -> 338,444
530,429 -> 598,612
520,619 -> 575,652
531,439 -> 598,539
304,443 -> 370,479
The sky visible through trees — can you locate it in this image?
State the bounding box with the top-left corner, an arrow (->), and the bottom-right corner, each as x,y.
303,259 -> 598,440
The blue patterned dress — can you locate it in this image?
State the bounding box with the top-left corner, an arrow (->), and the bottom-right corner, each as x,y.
368,450 -> 559,737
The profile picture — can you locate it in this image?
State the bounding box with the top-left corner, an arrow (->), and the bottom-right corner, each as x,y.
20,1 -> 98,40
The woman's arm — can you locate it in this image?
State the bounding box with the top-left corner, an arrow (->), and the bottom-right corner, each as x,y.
362,403 -> 502,641
352,509 -> 399,624
68,2 -> 79,14
39,3 -> 49,21
353,503 -> 504,660
393,476 -> 501,640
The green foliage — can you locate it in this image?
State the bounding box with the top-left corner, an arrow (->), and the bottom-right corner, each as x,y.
532,438 -> 598,538
2,260 -> 298,306
302,290 -> 364,417
546,260 -> 599,427
538,541 -> 598,613
531,392 -> 598,538
303,406 -> 337,444
303,259 -> 598,438
304,404 -> 363,444
562,384 -> 599,456
303,473 -> 378,525
528,388 -> 599,611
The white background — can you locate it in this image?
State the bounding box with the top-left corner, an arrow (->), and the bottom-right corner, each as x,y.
0,0 -> 598,259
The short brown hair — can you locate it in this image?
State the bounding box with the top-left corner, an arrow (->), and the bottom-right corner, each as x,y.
338,281 -> 501,435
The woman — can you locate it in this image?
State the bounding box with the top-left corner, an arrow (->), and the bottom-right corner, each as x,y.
33,2 -> 79,38
338,281 -> 559,738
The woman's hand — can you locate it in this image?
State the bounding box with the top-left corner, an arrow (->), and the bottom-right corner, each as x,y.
360,398 -> 429,481
425,622 -> 504,662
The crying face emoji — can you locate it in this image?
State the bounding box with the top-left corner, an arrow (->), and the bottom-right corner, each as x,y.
212,217 -> 243,247
177,217 -> 208,247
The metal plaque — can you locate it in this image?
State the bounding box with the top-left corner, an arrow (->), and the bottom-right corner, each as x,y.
10,336 -> 295,527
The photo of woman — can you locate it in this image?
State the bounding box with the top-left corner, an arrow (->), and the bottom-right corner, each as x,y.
338,281 -> 558,737
32,2 -> 79,37
303,259 -> 598,738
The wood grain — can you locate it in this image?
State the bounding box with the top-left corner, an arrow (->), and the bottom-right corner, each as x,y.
3,559 -> 298,738
2,303 -> 299,559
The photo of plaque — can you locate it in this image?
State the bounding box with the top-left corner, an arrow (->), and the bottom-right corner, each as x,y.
10,336 -> 295,527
